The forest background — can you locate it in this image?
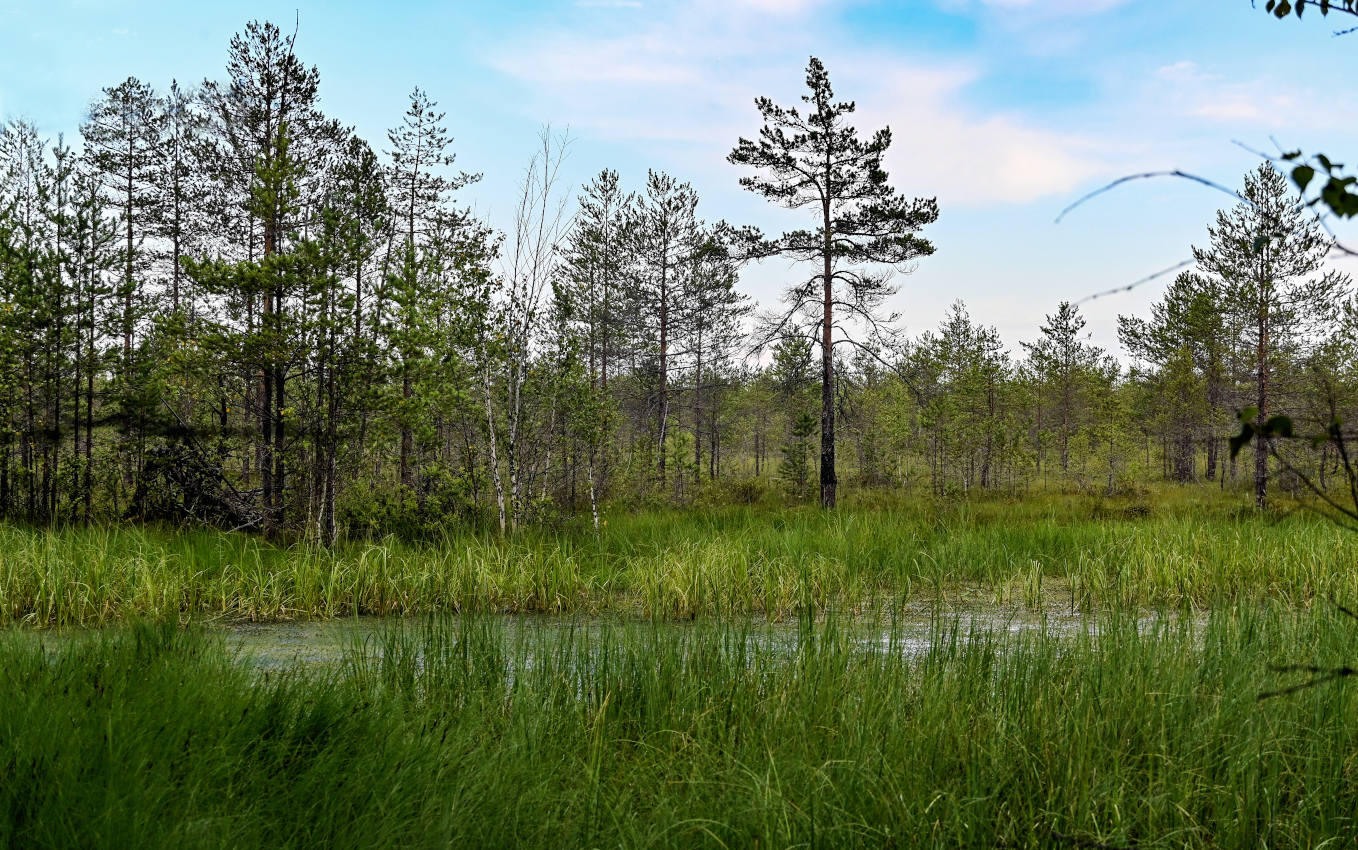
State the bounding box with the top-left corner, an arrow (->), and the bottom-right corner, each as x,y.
1,5 -> 1356,544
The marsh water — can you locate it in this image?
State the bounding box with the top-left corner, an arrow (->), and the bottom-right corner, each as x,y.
5,593 -> 1205,672
216,599 -> 1194,671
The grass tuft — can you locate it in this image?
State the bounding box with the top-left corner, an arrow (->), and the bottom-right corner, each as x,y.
3,604 -> 1357,847
4,490 -> 1358,625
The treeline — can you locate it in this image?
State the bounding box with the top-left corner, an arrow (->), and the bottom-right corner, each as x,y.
874,163 -> 1351,507
0,21 -> 1351,540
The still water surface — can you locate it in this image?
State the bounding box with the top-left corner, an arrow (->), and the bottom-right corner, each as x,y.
216,601 -> 1191,671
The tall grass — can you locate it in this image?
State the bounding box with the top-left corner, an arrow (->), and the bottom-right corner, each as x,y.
3,490 -> 1358,625
3,606 -> 1357,847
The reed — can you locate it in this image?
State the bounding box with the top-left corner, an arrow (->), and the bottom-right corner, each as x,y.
3,604 -> 1356,847
2,490 -> 1356,626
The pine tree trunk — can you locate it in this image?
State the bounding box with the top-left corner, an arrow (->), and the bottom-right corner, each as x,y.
693,337 -> 702,485
1254,296 -> 1270,510
261,290 -> 275,531
400,367 -> 413,489
85,285 -> 94,523
820,202 -> 836,509
658,255 -> 669,489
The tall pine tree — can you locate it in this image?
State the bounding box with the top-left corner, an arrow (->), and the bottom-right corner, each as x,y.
729,56 -> 938,508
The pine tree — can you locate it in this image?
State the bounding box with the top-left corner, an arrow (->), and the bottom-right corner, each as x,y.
770,335 -> 817,497
559,169 -> 632,392
152,80 -> 208,314
386,87 -> 479,491
65,166 -> 119,522
198,19 -> 335,532
912,302 -> 1010,493
683,235 -> 749,483
556,169 -> 634,509
387,87 -> 478,251
1119,272 -> 1230,482
331,133 -> 389,342
729,56 -> 938,508
0,120 -> 55,519
82,77 -> 160,359
1022,302 -> 1106,477
628,171 -> 699,488
1193,163 -> 1350,509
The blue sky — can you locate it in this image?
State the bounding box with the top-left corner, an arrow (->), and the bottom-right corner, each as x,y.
2,0 -> 1355,357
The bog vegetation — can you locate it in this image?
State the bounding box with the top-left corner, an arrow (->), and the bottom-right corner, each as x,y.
3,610 -> 1357,848
4,491 -> 1358,627
5,8 -> 1358,848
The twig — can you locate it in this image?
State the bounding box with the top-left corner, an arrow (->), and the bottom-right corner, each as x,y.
1228,139 -> 1358,257
1329,594 -> 1358,621
1257,598 -> 1358,700
1071,259 -> 1195,305
157,397 -> 262,530
1054,171 -> 1247,225
1257,667 -> 1356,701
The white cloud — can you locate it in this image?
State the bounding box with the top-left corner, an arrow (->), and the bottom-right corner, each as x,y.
727,0 -> 837,12
486,1 -> 1111,206
1148,58 -> 1329,130
1190,97 -> 1291,123
1154,60 -> 1198,81
847,64 -> 1108,205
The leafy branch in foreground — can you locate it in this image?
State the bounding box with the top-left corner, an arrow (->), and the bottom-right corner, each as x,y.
1258,661 -> 1358,700
1256,0 -> 1358,33
1058,4 -> 1358,261
1253,0 -> 1358,226
1231,410 -> 1358,699
1256,596 -> 1358,700
1230,405 -> 1358,525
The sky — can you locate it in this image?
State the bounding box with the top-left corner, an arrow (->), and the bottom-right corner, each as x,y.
2,0 -> 1355,359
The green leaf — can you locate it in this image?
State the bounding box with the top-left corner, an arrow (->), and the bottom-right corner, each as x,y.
1239,405 -> 1259,423
1293,164 -> 1316,193
1263,415 -> 1294,438
1275,0 -> 1292,17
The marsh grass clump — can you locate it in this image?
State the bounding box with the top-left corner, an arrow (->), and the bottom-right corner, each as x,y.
0,622 -> 450,849
3,605 -> 1358,847
3,490 -> 1358,626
